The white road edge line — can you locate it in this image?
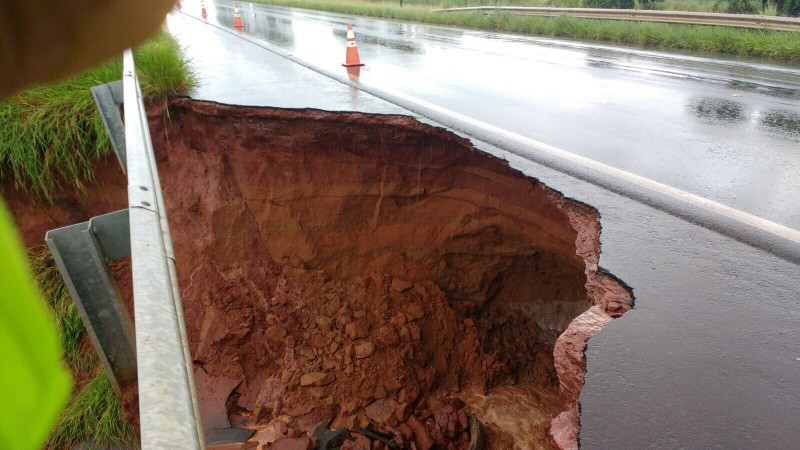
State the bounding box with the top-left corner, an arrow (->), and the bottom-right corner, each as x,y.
172,8 -> 800,246
383,89 -> 800,245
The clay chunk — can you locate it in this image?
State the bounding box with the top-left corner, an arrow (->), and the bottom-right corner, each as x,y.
270,437 -> 312,450
365,398 -> 398,424
300,371 -> 334,387
406,416 -> 434,450
354,341 -> 375,359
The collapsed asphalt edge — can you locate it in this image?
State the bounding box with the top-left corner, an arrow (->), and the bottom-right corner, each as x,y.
171,8 -> 800,266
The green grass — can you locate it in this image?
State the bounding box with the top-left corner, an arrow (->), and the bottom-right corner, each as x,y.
0,32 -> 196,200
29,247 -> 97,373
47,373 -> 134,450
650,0 -> 717,11
29,247 -> 133,448
252,0 -> 800,61
298,0 -> 792,13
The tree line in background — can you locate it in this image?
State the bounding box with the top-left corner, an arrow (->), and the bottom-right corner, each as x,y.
430,0 -> 800,15
573,0 -> 798,14
758,0 -> 800,15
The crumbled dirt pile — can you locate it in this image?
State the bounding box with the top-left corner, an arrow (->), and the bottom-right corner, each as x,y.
221,268 -> 498,424
5,98 -> 633,449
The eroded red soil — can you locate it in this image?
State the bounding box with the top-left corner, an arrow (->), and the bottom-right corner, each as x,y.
5,98 -> 632,450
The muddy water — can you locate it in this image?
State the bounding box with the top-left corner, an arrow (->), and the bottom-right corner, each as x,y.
458,384 -> 563,450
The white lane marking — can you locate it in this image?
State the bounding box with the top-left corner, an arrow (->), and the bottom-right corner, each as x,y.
365,86 -> 800,245
174,9 -> 800,246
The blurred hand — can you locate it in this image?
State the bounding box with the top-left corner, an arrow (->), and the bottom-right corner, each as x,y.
0,0 -> 175,99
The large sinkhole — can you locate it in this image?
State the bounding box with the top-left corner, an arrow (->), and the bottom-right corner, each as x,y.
145,99 -> 634,450
5,98 -> 632,449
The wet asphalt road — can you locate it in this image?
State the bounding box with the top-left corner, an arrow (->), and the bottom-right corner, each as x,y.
180,0 -> 800,231
165,5 -> 800,449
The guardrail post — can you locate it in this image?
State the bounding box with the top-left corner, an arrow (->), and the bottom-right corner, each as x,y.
45,209 -> 137,395
91,80 -> 127,171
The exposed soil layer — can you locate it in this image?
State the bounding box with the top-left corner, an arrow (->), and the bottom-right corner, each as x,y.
4,98 -> 632,449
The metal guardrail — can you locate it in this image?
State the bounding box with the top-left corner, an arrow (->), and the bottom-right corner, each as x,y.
122,49 -> 205,449
47,50 -> 204,449
433,6 -> 800,31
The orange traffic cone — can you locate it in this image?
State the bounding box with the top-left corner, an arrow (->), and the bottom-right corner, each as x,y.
201,0 -> 207,18
233,4 -> 244,28
343,24 -> 364,67
346,65 -> 361,81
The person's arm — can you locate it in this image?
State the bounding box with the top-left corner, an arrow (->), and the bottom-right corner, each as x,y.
0,0 -> 175,99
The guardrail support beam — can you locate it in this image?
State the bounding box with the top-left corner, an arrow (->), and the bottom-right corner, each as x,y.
45,209 -> 136,395
91,80 -> 127,171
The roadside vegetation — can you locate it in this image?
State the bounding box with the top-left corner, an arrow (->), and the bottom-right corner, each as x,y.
286,0 -> 798,15
29,247 -> 135,449
0,32 -> 195,200
6,33 -> 195,448
251,0 -> 800,61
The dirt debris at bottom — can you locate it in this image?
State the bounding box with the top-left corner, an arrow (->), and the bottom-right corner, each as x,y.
248,396 -> 476,450
222,264 -> 537,450
5,98 -> 633,450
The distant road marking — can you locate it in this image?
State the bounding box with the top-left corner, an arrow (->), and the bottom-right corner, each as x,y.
174,8 -> 800,247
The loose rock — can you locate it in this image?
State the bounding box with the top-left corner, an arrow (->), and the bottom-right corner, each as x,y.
341,435 -> 371,450
407,304 -> 425,320
251,420 -> 288,446
300,371 -> 334,387
395,402 -> 412,422
354,342 -> 375,359
270,437 -> 311,450
366,398 -> 398,424
391,278 -> 413,292
406,416 -> 434,450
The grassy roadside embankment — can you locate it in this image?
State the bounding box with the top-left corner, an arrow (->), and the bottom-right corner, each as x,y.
29,247 -> 135,449
1,32 -> 195,448
0,32 -> 196,200
250,0 -> 800,61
